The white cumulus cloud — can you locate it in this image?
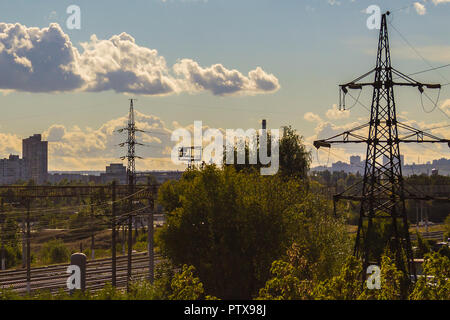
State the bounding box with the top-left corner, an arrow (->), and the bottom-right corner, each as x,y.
304,112 -> 322,123
325,104 -> 350,120
0,22 -> 280,97
173,59 -> 280,96
414,2 -> 427,15
0,23 -> 84,92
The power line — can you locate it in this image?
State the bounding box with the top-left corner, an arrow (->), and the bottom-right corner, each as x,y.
406,64 -> 450,77
390,1 -> 418,14
422,91 -> 450,119
346,91 -> 371,112
0,188 -> 148,216
389,21 -> 450,84
386,22 -> 450,118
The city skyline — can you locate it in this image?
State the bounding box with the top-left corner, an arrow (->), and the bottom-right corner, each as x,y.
0,0 -> 449,171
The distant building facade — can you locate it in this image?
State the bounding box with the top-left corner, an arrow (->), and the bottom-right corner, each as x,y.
0,155 -> 29,184
0,134 -> 48,185
312,155 -> 450,176
47,164 -> 183,185
100,163 -> 127,184
22,134 -> 48,184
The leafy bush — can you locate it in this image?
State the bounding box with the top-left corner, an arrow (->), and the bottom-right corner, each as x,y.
39,239 -> 70,265
3,245 -> 22,269
410,252 -> 450,300
169,265 -> 205,300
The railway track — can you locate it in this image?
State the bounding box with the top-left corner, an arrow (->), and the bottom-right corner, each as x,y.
0,252 -> 162,294
410,230 -> 445,241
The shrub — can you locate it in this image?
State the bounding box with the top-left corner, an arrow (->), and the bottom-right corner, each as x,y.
39,239 -> 70,265
2,245 -> 22,269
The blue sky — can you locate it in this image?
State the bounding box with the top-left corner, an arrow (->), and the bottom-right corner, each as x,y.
0,0 -> 449,170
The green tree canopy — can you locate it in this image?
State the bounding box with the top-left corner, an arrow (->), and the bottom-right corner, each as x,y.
157,165 -> 350,299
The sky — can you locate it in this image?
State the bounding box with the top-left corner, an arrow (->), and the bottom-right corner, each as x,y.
0,0 -> 449,171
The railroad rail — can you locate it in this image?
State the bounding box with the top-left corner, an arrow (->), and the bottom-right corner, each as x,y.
0,252 -> 161,294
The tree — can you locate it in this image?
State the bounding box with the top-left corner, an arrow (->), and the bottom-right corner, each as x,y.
223,126 -> 311,178
313,254 -> 405,300
313,256 -> 363,300
285,190 -> 352,280
157,165 -> 350,299
359,255 -> 404,300
445,214 -> 450,239
39,239 -> 70,265
158,165 -> 306,299
1,217 -> 19,246
410,252 -> 450,300
169,265 -> 205,300
257,243 -> 316,300
278,126 -> 311,179
414,232 -> 430,258
257,260 -> 305,300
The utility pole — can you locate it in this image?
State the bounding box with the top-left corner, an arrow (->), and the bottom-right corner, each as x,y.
21,215 -> 26,269
314,12 -> 449,291
416,202 -> 419,233
90,200 -> 95,260
118,98 -> 143,291
26,200 -> 31,294
111,181 -> 117,287
122,225 -> 126,255
147,177 -> 154,283
1,199 -> 5,271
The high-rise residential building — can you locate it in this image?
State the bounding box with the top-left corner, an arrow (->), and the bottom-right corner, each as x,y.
22,134 -> 48,184
0,155 -> 29,184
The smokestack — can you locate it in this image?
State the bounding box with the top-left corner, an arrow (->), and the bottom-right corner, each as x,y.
262,119 -> 266,130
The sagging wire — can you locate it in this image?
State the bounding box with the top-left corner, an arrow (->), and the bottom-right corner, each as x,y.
345,89 -> 363,111
420,88 -> 449,119
420,87 -> 441,113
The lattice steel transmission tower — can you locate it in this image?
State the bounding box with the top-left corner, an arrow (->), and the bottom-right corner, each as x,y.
314,12 -> 450,284
118,98 -> 143,290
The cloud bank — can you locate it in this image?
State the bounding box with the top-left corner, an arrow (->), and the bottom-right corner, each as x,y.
38,111 -> 177,170
0,22 -> 280,96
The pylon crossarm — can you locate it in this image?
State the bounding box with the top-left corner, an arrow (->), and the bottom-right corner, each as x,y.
118,141 -> 145,147
397,122 -> 450,146
392,68 -> 441,88
340,68 -> 376,90
399,139 -> 450,144
313,123 -> 370,149
391,68 -> 442,94
335,194 -> 450,202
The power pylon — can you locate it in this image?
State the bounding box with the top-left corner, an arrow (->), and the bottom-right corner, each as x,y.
118,98 -> 143,290
178,146 -> 202,169
314,11 -> 450,287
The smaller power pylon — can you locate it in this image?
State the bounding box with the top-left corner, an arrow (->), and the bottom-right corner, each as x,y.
117,98 -> 144,290
178,146 -> 202,169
